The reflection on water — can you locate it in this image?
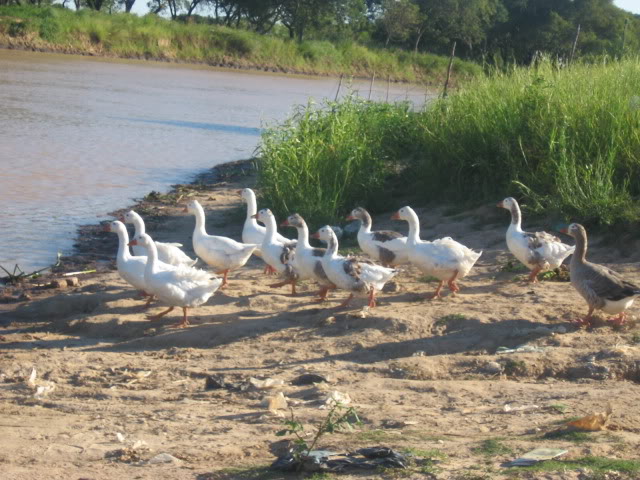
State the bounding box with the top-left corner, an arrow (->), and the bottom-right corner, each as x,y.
0,50 -> 428,272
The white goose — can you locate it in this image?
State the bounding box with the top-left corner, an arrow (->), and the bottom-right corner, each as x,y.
254,208 -> 298,294
498,197 -> 574,282
103,220 -> 153,307
281,213 -> 335,300
311,226 -> 398,308
128,233 -> 222,328
347,207 -> 409,266
121,210 -> 197,267
391,206 -> 481,299
239,188 -> 294,274
185,200 -> 257,287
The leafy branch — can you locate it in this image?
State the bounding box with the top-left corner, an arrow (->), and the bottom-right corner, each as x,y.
276,402 -> 361,469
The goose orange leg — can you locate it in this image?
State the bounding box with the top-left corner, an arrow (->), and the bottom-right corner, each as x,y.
528,267 -> 542,283
147,306 -> 174,322
367,290 -> 377,308
573,306 -> 594,328
315,284 -> 336,302
339,293 -> 354,308
173,307 -> 190,328
263,264 -> 276,275
217,270 -> 229,288
447,270 -> 460,294
269,279 -> 297,295
607,312 -> 627,327
141,294 -> 155,310
430,281 -> 445,300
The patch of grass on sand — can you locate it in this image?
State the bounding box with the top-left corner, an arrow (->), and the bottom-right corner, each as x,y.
418,275 -> 441,283
473,438 -> 514,457
548,403 -> 570,414
543,428 -> 591,443
435,313 -> 467,326
507,456 -> 640,476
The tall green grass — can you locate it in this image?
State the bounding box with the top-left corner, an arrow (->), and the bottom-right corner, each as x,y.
258,57 -> 640,227
258,97 -> 419,225
0,6 -> 480,82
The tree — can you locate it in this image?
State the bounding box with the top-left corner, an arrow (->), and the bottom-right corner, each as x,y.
119,0 -> 136,12
380,0 -> 420,46
280,0 -> 338,42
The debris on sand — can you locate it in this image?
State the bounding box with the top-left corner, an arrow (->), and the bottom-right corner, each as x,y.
147,453 -> 182,465
505,447 -> 569,467
26,368 -> 56,399
271,447 -> 409,473
261,392 -> 288,412
204,374 -> 250,392
566,404 -> 612,431
291,373 -> 329,386
250,377 -> 285,390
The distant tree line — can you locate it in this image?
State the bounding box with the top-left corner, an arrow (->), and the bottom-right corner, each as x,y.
1,0 -> 638,63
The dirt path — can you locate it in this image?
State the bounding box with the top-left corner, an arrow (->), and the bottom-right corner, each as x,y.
1,162 -> 640,480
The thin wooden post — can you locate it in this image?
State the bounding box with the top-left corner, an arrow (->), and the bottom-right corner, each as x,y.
569,24 -> 580,65
442,41 -> 456,98
368,73 -> 375,100
334,74 -> 343,101
622,18 -> 629,56
386,75 -> 390,102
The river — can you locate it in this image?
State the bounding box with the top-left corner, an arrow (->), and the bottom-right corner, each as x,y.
0,49 -> 428,273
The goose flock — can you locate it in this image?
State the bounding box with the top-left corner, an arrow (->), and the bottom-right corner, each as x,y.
104,189 -> 639,329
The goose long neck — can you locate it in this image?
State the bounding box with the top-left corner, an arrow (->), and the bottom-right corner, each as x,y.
144,239 -> 159,274
297,222 -> 311,249
326,232 -> 339,258
132,213 -> 145,236
509,202 -> 522,230
407,210 -> 421,244
193,204 -> 207,235
245,193 -> 258,218
359,211 -> 372,233
264,215 -> 277,240
573,230 -> 587,264
116,228 -> 130,261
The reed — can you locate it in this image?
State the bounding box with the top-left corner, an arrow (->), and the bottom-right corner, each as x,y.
259,57 -> 640,227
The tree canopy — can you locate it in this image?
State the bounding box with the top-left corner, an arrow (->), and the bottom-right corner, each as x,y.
3,0 -> 638,63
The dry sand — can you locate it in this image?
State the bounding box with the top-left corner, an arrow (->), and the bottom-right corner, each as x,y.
1,162 -> 640,480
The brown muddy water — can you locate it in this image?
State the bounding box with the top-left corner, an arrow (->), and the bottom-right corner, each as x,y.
0,49 -> 428,273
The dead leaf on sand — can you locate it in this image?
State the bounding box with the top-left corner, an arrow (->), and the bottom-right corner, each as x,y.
566,404 -> 612,431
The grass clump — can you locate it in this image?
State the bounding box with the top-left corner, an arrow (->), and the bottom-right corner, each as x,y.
258,95 -> 419,226
472,438 -> 514,457
508,456 -> 640,476
258,57 -> 640,229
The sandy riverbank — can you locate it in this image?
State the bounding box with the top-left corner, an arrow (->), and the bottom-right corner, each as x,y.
1,160 -> 640,479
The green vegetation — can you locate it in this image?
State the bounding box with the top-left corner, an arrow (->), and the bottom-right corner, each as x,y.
507,456 -> 640,476
259,57 -> 640,229
472,438 -> 514,457
275,403 -> 361,470
0,6 -> 479,82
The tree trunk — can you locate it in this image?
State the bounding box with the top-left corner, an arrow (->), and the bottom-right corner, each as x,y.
414,30 -> 424,54
124,0 -> 135,13
385,33 -> 390,46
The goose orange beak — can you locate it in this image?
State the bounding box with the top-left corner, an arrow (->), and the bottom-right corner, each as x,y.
182,206 -> 188,213
496,201 -> 504,208
559,227 -> 568,234
310,232 -> 320,239
118,215 -> 125,222
390,212 -> 400,220
280,220 -> 290,227
128,239 -> 138,247
102,223 -> 111,232
237,189 -> 243,195
251,213 -> 258,219
346,214 -> 356,221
